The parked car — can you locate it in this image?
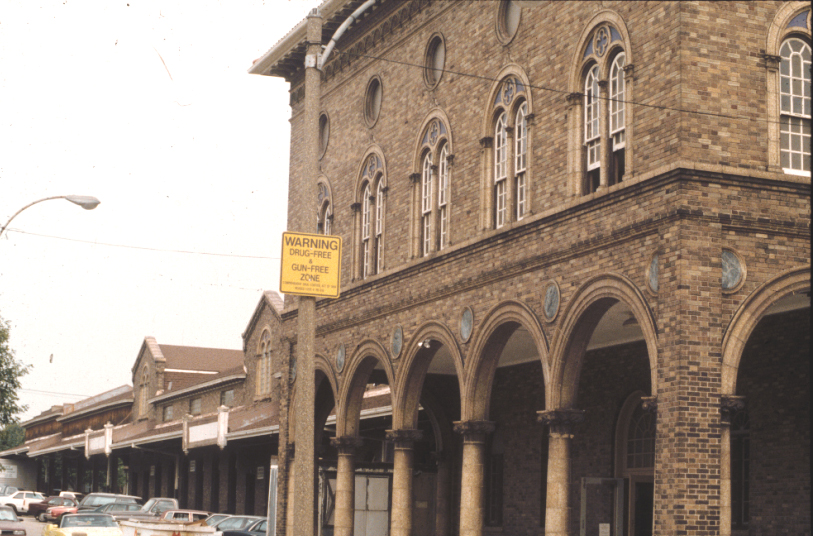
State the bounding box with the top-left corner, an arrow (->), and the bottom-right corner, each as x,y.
76,493 -> 141,511
43,513 -> 122,536
57,492 -> 83,502
0,486 -> 19,497
0,491 -> 45,514
0,505 -> 25,536
158,509 -> 211,523
44,504 -> 78,523
204,514 -> 230,526
29,497 -> 77,522
220,517 -> 268,536
212,516 -> 264,531
111,497 -> 177,522
91,503 -> 141,514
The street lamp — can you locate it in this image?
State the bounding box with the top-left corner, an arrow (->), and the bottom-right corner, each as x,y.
0,195 -> 101,239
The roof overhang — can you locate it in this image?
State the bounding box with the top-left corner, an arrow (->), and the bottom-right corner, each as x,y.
248,0 -> 379,79
149,373 -> 246,404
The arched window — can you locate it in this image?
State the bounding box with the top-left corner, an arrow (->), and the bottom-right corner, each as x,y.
356,154 -> 386,278
514,103 -> 528,220
486,75 -> 531,229
413,117 -> 452,256
362,183 -> 372,277
139,367 -> 150,418
779,37 -> 811,174
257,330 -> 272,397
317,181 -> 332,236
571,20 -> 632,195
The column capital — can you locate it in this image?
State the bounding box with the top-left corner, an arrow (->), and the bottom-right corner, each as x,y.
479,136 -> 494,149
720,395 -> 746,425
287,443 -> 296,459
452,420 -> 496,436
409,172 -> 421,184
330,435 -> 365,453
641,396 -> 658,414
350,202 -> 362,213
537,408 -> 584,436
385,428 -> 423,447
566,92 -> 583,106
761,52 -> 781,71
597,79 -> 609,89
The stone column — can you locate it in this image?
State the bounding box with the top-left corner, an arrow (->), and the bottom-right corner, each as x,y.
453,421 -> 495,536
409,173 -> 422,258
763,53 -> 782,172
479,137 -> 494,231
719,395 -> 745,536
537,409 -> 585,536
387,429 -> 423,536
565,92 -> 583,197
330,436 -> 364,536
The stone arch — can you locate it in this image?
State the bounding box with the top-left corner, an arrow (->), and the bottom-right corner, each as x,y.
411,108 -> 454,172
314,353 -> 339,450
568,9 -> 634,92
286,353 -> 337,441
335,338 -> 395,438
462,300 -> 550,422
548,273 -> 658,409
353,146 -> 388,202
767,1 -> 811,55
391,320 -> 465,430
480,63 -> 534,136
721,265 -> 810,395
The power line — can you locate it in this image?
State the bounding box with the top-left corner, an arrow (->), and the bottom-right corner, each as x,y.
5,227 -> 281,260
21,388 -> 88,398
334,49 -> 788,126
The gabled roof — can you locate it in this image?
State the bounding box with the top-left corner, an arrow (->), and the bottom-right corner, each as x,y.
158,344 -> 243,373
155,364 -> 246,402
131,336 -> 165,376
242,291 -> 284,353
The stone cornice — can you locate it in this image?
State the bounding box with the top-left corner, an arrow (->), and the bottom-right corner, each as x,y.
720,395 -> 746,424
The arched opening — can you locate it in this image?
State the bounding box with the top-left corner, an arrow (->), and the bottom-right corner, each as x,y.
555,288 -> 655,536
730,292 -> 810,534
464,304 -> 549,536
394,324 -> 462,536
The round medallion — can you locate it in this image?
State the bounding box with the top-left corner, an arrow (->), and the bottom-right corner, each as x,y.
543,281 -> 560,322
722,249 -> 743,290
290,356 -> 297,383
336,344 -> 345,373
648,255 -> 659,293
460,307 -> 473,342
502,78 -> 516,105
391,325 -> 403,358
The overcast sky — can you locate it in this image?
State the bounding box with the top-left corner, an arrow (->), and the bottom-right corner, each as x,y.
1,0 -> 314,422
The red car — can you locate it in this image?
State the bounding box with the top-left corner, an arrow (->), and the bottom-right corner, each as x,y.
43,504 -> 78,523
30,497 -> 77,522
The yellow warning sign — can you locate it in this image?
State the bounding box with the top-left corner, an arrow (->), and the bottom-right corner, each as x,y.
280,232 -> 342,298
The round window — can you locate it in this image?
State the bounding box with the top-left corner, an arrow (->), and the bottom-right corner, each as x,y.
364,77 -> 383,127
424,34 -> 446,88
319,113 -> 330,157
497,1 -> 521,43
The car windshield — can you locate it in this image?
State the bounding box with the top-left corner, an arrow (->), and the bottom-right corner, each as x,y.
0,510 -> 17,521
206,515 -> 229,526
61,515 -> 118,528
216,517 -> 261,530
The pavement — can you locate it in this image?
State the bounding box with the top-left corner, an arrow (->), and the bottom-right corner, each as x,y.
19,514 -> 47,536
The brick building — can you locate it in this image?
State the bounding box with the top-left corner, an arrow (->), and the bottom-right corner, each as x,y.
249,1 -> 810,536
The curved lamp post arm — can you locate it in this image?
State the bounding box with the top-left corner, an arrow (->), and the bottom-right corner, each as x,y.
0,195 -> 101,239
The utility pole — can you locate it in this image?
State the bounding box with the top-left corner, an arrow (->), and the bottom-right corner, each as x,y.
293,8 -> 322,536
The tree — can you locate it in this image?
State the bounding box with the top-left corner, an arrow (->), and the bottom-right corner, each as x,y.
0,315 -> 31,425
0,423 -> 24,451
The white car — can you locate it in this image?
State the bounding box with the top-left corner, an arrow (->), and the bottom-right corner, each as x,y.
0,491 -> 45,514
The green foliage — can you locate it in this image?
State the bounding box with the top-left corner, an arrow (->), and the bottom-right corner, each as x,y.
0,423 -> 24,451
0,315 -> 31,425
